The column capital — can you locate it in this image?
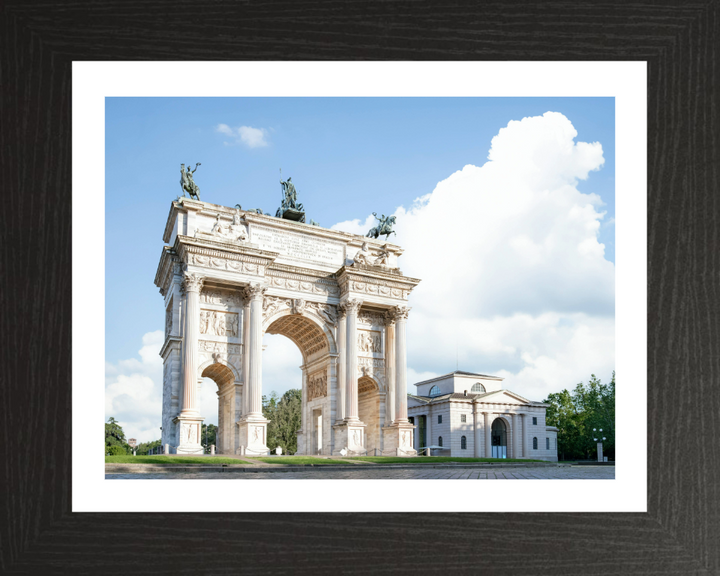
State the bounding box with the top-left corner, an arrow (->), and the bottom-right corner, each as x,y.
383,309 -> 395,326
337,302 -> 348,320
392,305 -> 411,321
182,272 -> 204,294
344,299 -> 362,314
243,282 -> 268,302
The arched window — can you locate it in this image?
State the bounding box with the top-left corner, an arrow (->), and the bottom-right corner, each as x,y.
533,437 -> 538,450
471,382 -> 486,393
546,437 -> 550,450
438,436 -> 443,447
461,436 -> 467,450
429,385 -> 441,397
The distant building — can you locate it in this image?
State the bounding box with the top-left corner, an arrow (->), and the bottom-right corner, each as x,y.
128,438 -> 137,448
407,371 -> 558,461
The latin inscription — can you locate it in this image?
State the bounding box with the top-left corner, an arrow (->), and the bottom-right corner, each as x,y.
251,224 -> 345,266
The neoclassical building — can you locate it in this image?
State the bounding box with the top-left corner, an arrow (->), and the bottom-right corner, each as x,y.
155,197 -> 420,456
407,371 -> 558,460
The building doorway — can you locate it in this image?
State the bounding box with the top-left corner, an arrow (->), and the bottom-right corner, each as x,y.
491,418 -> 507,459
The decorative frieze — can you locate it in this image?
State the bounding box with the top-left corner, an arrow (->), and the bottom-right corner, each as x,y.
200,289 -> 243,307
200,310 -> 239,337
358,357 -> 384,369
188,252 -> 264,276
358,310 -> 386,326
307,371 -> 328,402
267,274 -> 340,297
358,330 -> 382,353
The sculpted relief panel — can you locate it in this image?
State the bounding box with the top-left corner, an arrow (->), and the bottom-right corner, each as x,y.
358,330 -> 382,354
307,371 -> 328,402
200,310 -> 239,337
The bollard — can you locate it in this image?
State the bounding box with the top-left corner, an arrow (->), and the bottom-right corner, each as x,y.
210,445 -> 216,455
164,443 -> 170,455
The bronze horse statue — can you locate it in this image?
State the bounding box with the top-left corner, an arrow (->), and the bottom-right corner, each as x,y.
366,213 -> 396,241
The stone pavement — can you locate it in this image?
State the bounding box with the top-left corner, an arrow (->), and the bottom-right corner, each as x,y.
106,464 -> 614,480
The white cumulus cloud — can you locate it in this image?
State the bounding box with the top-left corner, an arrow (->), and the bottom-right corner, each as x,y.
336,111 -> 615,401
215,123 -> 270,148
105,330 -> 164,443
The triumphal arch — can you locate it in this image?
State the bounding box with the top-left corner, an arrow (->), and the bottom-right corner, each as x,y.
155,196 -> 420,456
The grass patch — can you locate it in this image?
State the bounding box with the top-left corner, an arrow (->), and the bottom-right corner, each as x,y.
348,457 -> 546,464
105,456 -> 244,465
249,457 -> 356,465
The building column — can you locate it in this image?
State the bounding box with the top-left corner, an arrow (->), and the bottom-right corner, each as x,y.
473,402 -> 482,458
520,413 -> 527,458
241,293 -> 251,418
484,412 -> 492,458
384,311 -> 396,427
245,283 -> 267,420
512,413 -> 519,459
426,409 -> 432,452
336,304 -> 347,423
180,273 -> 203,416
393,306 -> 410,424
174,272 -> 205,454
345,299 -> 362,422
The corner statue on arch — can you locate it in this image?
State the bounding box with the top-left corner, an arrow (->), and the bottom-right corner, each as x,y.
155,189 -> 420,456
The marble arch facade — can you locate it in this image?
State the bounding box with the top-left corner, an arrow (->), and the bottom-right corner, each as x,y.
155,198 -> 421,456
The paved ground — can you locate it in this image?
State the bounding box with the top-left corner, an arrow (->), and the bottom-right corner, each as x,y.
106,464 -> 614,480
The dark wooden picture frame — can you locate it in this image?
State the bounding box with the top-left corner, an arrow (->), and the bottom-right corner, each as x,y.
2,2 -> 718,574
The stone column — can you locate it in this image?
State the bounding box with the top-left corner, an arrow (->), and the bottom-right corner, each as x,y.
520,413 -> 527,458
241,293 -> 251,418
336,304 -> 347,423
473,402 -> 482,458
180,273 -> 203,415
512,413 -> 519,459
245,283 -> 267,419
484,412 -> 492,458
384,311 -> 396,427
393,306 -> 410,424
426,409 -> 432,452
345,299 -> 362,422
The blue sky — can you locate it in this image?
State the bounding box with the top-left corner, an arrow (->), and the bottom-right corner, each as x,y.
105,97 -> 615,441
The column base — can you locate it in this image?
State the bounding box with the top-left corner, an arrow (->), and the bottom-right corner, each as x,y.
236,418 -> 270,456
332,421 -> 367,456
173,415 -> 205,455
382,424 -> 417,457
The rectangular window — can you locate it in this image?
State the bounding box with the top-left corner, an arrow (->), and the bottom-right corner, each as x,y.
532,416 -> 537,425
438,414 -> 442,424
546,437 -> 550,450
460,414 -> 466,423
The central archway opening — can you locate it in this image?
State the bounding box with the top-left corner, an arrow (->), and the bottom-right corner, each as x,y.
263,312 -> 335,456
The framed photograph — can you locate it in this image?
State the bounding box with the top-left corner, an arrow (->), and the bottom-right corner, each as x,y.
3,2 -> 718,574
81,62 -> 641,514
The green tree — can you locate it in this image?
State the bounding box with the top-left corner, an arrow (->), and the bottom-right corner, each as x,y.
201,423 -> 218,452
263,389 -> 302,455
105,417 -> 129,455
544,372 -> 615,461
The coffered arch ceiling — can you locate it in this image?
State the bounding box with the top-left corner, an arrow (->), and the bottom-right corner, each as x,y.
265,314 -> 329,359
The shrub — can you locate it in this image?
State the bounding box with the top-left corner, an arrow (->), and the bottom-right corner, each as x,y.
107,445 -> 126,456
